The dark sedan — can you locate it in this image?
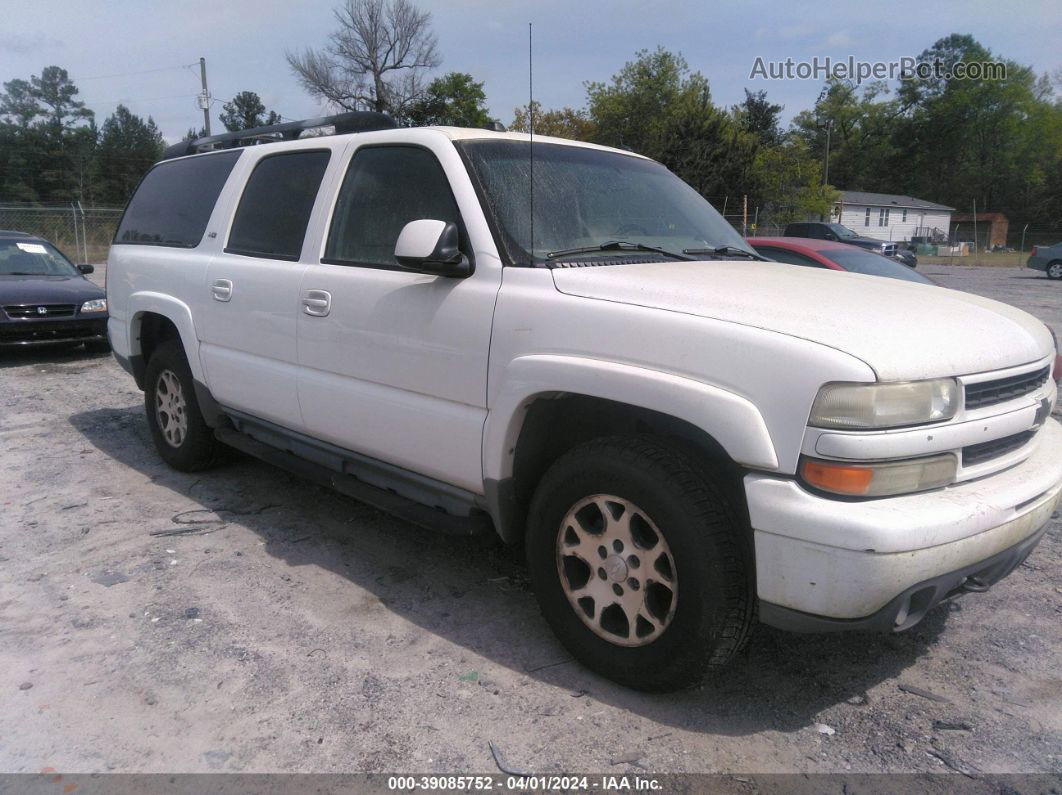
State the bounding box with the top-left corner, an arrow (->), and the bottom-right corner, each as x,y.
747,236 -> 936,285
0,231 -> 109,350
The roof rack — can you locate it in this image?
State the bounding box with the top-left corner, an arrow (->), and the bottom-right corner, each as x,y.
161,111 -> 398,160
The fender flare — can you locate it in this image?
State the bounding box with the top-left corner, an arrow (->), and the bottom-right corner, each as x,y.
482,354 -> 779,484
126,292 -> 204,383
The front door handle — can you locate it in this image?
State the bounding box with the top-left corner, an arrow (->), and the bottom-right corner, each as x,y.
302,289 -> 331,317
211,278 -> 233,302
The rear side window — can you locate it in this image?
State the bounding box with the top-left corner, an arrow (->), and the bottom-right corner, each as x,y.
115,151 -> 241,247
324,146 -> 463,269
226,150 -> 331,261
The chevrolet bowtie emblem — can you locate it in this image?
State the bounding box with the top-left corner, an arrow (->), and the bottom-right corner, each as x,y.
1033,397 -> 1052,428
36,306 -> 47,315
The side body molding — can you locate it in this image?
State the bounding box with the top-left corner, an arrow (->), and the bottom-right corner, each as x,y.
126,291 -> 204,383
482,354 -> 779,484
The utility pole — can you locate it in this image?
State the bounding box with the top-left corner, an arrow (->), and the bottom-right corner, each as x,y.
198,57 -> 211,136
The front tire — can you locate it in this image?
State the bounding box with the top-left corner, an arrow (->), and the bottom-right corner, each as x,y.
144,339 -> 220,472
526,436 -> 754,691
1047,261 -> 1062,280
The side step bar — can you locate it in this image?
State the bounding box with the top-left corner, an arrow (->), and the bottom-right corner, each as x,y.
214,426 -> 493,537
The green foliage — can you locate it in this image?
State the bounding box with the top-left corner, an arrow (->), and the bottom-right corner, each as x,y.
733,89 -> 783,147
405,72 -> 490,127
509,101 -> 595,140
219,91 -> 282,132
0,66 -> 159,204
95,105 -> 164,204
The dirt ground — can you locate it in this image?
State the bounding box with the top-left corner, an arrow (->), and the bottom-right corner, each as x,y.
1,264 -> 1060,776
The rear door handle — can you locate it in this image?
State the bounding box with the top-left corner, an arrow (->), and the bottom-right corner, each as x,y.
211,279 -> 233,302
302,289 -> 331,317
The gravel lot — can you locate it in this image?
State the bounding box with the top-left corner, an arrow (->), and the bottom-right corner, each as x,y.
1,264 -> 1060,776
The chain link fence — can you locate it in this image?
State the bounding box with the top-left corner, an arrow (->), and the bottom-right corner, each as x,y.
0,203 -> 123,264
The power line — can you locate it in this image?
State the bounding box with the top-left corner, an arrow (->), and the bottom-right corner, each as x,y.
77,64 -> 197,82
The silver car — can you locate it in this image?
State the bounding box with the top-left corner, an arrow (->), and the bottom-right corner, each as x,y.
1027,243 -> 1062,280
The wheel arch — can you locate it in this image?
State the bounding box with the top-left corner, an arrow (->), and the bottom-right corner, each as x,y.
482,355 -> 778,543
126,293 -> 202,388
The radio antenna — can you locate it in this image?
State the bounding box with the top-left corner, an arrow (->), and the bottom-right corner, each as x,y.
528,21 -> 534,262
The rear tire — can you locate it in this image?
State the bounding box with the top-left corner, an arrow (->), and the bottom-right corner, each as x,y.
525,435 -> 754,691
144,339 -> 220,472
1047,261 -> 1062,280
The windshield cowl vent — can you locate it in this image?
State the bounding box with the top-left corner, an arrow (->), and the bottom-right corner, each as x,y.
550,256 -> 669,268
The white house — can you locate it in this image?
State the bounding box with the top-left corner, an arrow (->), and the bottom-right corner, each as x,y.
833,191 -> 954,243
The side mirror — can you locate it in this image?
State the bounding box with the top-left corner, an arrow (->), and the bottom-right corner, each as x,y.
394,219 -> 471,277
824,233 -> 837,241
77,263 -> 95,274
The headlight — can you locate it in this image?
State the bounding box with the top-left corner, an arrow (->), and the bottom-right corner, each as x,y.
809,379 -> 958,429
801,454 -> 957,497
80,299 -> 107,313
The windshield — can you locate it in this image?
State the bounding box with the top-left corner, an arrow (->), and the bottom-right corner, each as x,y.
457,140 -> 754,264
823,248 -> 933,284
0,239 -> 79,276
828,223 -> 857,239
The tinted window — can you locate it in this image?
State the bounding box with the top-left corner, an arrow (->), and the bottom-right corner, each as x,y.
227,150 -> 331,261
823,249 -> 934,284
325,146 -> 462,269
753,246 -> 825,268
115,151 -> 240,247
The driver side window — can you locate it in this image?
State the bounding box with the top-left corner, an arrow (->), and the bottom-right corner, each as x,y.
324,146 -> 464,270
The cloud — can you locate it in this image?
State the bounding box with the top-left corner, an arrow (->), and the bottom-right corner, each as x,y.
0,32 -> 64,54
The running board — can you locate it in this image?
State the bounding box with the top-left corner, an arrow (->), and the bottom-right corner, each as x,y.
214,426 -> 493,536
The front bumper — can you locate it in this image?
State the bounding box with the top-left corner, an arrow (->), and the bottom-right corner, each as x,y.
0,316 -> 108,347
748,418 -> 1062,629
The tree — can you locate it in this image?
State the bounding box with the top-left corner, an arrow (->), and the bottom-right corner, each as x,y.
509,101 -> 595,140
585,48 -> 759,199
0,78 -> 44,128
405,72 -> 489,127
30,66 -> 93,131
286,0 -> 440,116
733,89 -> 783,147
95,105 -> 163,204
219,91 -> 281,132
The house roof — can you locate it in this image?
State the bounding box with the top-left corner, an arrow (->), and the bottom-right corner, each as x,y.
836,191 -> 955,212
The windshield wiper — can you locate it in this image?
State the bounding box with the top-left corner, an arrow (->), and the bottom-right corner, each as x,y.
682,245 -> 767,261
546,241 -> 692,261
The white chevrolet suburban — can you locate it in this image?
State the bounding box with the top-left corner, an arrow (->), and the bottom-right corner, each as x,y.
107,112 -> 1062,691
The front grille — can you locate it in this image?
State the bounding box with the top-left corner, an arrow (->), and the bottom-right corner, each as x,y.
964,366 -> 1050,410
0,319 -> 105,345
882,244 -> 897,257
3,303 -> 76,318
962,430 -> 1037,467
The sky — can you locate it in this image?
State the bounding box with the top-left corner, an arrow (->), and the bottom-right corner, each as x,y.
2,0 -> 1060,143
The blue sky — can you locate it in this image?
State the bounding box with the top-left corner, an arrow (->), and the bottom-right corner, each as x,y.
2,0 -> 1060,142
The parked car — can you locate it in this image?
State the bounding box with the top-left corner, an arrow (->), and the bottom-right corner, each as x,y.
108,112 -> 1061,691
894,243 -> 919,268
0,231 -> 109,351
783,221 -> 906,263
748,237 -> 935,285
1027,243 -> 1062,280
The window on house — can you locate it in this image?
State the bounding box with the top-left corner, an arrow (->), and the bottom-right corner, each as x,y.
902,209 -> 908,223
864,207 -> 871,226
879,208 -> 890,227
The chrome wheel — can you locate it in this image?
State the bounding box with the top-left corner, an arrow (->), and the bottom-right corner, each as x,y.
1048,262 -> 1062,279
155,369 -> 188,448
556,495 -> 678,647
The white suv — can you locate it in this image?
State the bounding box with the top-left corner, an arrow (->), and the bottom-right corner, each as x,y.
107,112 -> 1062,691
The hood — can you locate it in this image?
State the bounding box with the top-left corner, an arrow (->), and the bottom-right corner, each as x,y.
0,275 -> 104,307
551,260 -> 1053,380
842,236 -> 885,248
